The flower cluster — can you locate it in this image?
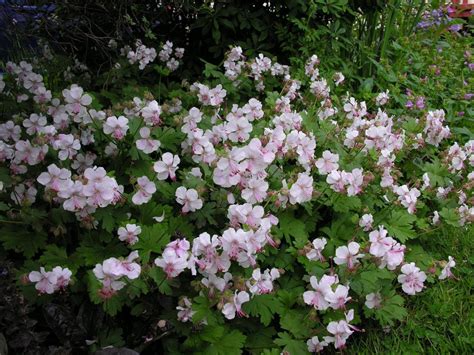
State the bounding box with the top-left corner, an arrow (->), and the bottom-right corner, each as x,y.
122,40 -> 184,71
93,251 -> 141,298
28,266 -> 72,294
1,44 -> 470,353
417,6 -> 463,33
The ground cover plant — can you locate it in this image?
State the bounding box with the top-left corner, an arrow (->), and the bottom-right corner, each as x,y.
0,2 -> 473,355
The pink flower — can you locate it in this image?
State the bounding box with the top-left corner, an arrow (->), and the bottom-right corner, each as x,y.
52,266 -> 73,290
117,224 -> 142,245
58,181 -> 86,212
346,168 -> 364,196
334,242 -> 364,270
0,120 -> 22,142
154,152 -> 180,180
439,256 -> 455,280
325,318 -> 353,349
102,251 -> 141,280
447,143 -> 466,172
303,275 -> 338,311
241,178 -> 268,204
327,170 -> 346,192
289,173 -> 313,204
343,97 -> 367,120
94,253 -> 142,297
136,127 -> 160,154
141,100 -> 162,126
221,228 -> 251,259
394,185 -> 420,214
62,84 -> 92,114
359,214 -> 373,231
28,266 -> 72,294
365,292 -> 382,309
175,186 -> 203,212
154,253 -> 188,278
226,116 -> 252,143
165,239 -> 190,259
333,72 -> 345,86
424,110 -> 450,147
103,116 -> 129,140
381,241 -> 405,270
368,226 -> 392,257
37,164 -> 72,191
376,90 -> 389,106
307,336 -> 328,353
246,268 -> 280,295
307,238 -> 327,262
315,150 -> 339,175
222,291 -> 250,319
176,297 -> 195,322
325,284 -> 351,310
23,113 -> 47,135
398,262 -> 426,295
132,176 -> 156,205
83,167 -> 121,208
52,134 -> 81,160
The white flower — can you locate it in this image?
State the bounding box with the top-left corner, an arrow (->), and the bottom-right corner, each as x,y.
439,256 -> 455,280
117,224 -> 142,245
222,291 -> 250,320
132,176 -> 156,205
136,127 -> 160,154
359,214 -> 373,231
154,152 -> 180,180
365,292 -> 382,309
307,336 -> 328,353
175,187 -> 203,212
103,116 -> 129,140
334,242 -> 364,269
397,262 -> 426,295
307,238 -> 327,262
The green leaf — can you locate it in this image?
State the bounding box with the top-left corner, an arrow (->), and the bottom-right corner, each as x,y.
351,268 -> 395,295
134,223 -> 170,263
148,267 -> 173,295
373,292 -> 408,326
244,294 -> 283,326
76,237 -> 128,266
192,296 -> 218,325
156,127 -> 184,151
0,167 -> 13,185
87,271 -> 125,316
155,180 -> 176,201
203,330 -> 246,355
423,159 -> 450,187
39,245 -> 78,272
385,209 -> 417,242
439,207 -> 460,227
274,332 -> 308,354
280,310 -> 311,338
331,194 -> 361,213
0,225 -> 47,258
277,211 -> 308,248
94,207 -> 116,232
199,325 -> 225,343
127,277 -> 149,299
98,327 -> 125,348
246,327 -> 278,351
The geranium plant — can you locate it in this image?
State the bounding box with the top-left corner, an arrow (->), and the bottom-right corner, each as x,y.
0,42 -> 471,353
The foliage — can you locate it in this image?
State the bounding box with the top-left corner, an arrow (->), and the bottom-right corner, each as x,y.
0,3 -> 473,354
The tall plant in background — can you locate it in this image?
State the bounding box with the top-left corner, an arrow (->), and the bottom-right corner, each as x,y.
279,0 -> 428,87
